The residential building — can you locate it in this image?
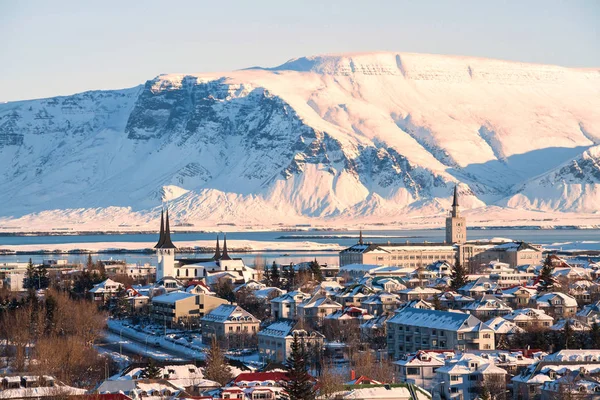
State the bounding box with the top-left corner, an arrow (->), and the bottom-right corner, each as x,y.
270,290 -> 310,320
462,295 -> 513,320
360,292 -> 401,316
503,308 -> 554,329
577,300 -> 600,325
394,350 -> 450,390
335,284 -> 376,307
89,278 -> 123,304
297,294 -> 342,324
397,287 -> 441,302
258,320 -> 324,363
434,291 -> 475,310
151,291 -> 229,326
512,350 -> 600,400
201,305 -> 260,344
530,292 -> 578,319
434,353 -> 507,400
387,308 -> 495,358
487,261 -> 536,288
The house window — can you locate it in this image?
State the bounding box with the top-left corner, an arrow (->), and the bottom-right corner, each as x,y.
406,367 -> 420,375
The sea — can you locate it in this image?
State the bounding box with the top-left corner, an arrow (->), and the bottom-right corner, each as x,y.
1,228 -> 599,267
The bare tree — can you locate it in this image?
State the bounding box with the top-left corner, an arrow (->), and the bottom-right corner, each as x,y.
318,363 -> 346,400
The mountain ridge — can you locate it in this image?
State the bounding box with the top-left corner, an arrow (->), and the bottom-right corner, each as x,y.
1,52 -> 599,231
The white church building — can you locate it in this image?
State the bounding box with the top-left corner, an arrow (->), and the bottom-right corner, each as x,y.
153,209 -> 257,285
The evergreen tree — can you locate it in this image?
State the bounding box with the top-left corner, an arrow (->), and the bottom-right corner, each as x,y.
86,254 -> 94,271
590,322 -> 600,349
283,263 -> 297,291
141,359 -> 162,379
114,286 -> 130,318
449,261 -> 468,291
36,264 -> 49,289
563,320 -> 574,350
204,338 -> 233,385
263,265 -> 272,287
309,259 -> 324,283
96,261 -> 107,278
432,294 -> 442,310
538,256 -> 555,292
24,259 -> 36,290
285,334 -> 315,400
270,262 -> 281,288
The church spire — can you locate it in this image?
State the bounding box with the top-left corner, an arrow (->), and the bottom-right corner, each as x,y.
158,208 -> 176,249
213,235 -> 221,260
451,185 -> 460,217
154,208 -> 165,248
221,233 -> 232,260
359,229 -> 363,245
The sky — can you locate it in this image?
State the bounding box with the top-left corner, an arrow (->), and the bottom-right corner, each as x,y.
1,0 -> 598,102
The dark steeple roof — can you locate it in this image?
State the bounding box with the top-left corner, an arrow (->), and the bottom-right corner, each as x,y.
154,209 -> 165,248
452,185 -> 459,208
213,235 -> 222,260
220,233 -> 232,260
158,209 -> 177,249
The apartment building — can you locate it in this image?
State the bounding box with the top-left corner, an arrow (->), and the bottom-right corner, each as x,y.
258,320 -> 324,363
201,304 -> 260,344
151,291 -> 229,325
387,308 -> 495,359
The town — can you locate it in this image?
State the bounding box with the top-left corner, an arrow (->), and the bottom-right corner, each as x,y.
1,189 -> 599,400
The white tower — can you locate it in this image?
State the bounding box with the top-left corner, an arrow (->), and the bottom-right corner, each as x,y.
155,208 -> 177,280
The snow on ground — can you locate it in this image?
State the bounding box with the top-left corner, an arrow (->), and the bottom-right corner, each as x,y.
0,239 -> 343,254
105,320 -> 206,362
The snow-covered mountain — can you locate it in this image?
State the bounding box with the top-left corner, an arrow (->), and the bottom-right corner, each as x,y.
1,52 -> 599,231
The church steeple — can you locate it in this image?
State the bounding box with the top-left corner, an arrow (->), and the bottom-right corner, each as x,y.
154,209 -> 165,248
451,185 -> 460,217
213,235 -> 222,260
446,185 -> 467,244
359,229 -> 364,245
158,209 -> 176,249
221,233 -> 232,260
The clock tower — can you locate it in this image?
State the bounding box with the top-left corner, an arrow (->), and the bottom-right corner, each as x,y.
446,186 -> 467,244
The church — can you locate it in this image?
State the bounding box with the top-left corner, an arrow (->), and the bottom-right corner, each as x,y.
339,187 -> 542,271
153,209 -> 257,284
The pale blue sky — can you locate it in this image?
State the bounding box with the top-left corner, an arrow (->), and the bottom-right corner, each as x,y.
1,0 -> 598,102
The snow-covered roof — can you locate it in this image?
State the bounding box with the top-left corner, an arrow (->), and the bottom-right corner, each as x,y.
533,292 -> 578,307
388,307 -> 492,332
151,290 -> 196,304
485,317 -> 524,334
201,304 -> 259,323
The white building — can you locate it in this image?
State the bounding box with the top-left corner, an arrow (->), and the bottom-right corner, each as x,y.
434,353 -> 507,400
258,320 -> 324,363
387,308 -> 495,358
270,290 -> 311,320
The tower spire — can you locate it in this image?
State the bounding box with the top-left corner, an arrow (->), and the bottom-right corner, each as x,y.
213,235 -> 221,260
359,229 -> 363,245
451,185 -> 460,217
154,208 -> 165,248
221,233 -> 232,260
158,208 -> 176,249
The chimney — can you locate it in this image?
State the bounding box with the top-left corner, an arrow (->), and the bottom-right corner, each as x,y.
350,370 -> 356,381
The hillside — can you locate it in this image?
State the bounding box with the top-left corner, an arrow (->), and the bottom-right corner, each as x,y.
1,52 -> 599,231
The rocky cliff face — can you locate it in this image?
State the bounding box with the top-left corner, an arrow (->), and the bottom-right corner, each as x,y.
0,52 -> 599,229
